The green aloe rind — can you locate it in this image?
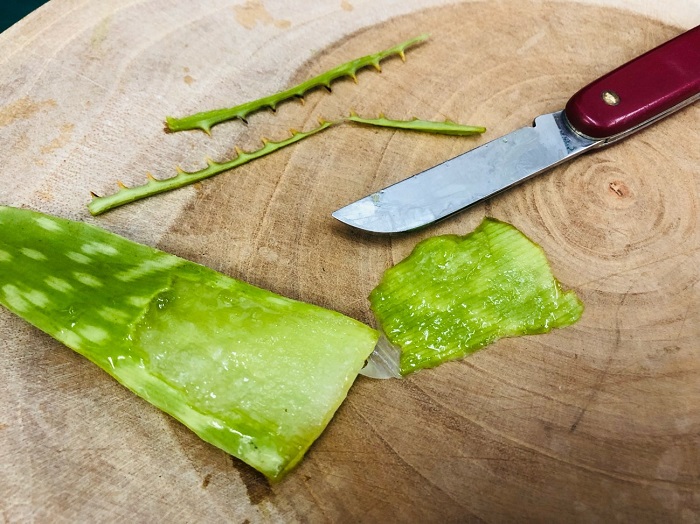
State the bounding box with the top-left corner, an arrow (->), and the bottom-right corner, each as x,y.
88,121 -> 332,215
0,206 -> 378,480
369,218 -> 584,375
347,112 -> 486,136
165,34 -> 429,134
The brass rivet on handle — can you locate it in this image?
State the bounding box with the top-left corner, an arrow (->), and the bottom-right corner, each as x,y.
602,90 -> 621,106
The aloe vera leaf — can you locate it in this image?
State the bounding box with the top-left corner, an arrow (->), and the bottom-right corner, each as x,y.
88,121 -> 332,215
369,218 -> 584,375
165,34 -> 429,134
0,206 -> 378,480
346,112 -> 486,136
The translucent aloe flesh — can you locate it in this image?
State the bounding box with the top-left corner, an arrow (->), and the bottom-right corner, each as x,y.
369,218 -> 584,375
0,206 -> 378,480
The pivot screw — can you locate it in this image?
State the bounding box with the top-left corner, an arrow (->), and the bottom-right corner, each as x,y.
602,90 -> 621,106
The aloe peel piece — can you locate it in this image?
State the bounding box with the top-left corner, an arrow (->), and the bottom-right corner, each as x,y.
0,206 -> 378,480
369,218 -> 583,375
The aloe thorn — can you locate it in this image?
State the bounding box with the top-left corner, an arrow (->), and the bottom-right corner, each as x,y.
164,34 -> 429,134
88,121 -> 333,215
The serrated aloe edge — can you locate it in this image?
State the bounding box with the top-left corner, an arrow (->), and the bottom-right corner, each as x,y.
346,111 -> 486,136
369,218 -> 584,376
88,121 -> 332,215
0,206 -> 378,481
165,34 -> 429,134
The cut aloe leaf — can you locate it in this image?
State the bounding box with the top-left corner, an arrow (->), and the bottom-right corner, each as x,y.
369,218 -> 583,375
0,206 -> 378,481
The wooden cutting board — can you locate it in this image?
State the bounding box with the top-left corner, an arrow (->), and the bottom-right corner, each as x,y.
1,0 -> 698,521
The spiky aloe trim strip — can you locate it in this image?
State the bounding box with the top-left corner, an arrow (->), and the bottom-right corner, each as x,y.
88,122 -> 333,215
165,34 -> 429,134
347,112 -> 486,136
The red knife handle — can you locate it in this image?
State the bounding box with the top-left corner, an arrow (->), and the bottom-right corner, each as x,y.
565,24 -> 700,140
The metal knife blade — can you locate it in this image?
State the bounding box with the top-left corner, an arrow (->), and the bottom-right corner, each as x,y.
334,24 -> 700,234
333,111 -> 596,233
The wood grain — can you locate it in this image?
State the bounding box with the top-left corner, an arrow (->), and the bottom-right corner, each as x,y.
1,0 -> 699,522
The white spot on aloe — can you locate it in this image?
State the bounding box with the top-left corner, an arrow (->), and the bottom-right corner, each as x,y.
98,306 -> 131,323
128,296 -> 150,307
82,241 -> 119,256
20,248 -> 47,261
267,297 -> 291,306
34,216 -> 63,232
0,249 -> 11,262
66,251 -> 91,264
24,290 -> 50,307
45,276 -> 74,293
116,256 -> 182,282
73,272 -> 104,288
2,285 -> 29,312
77,325 -> 109,343
58,329 -> 83,349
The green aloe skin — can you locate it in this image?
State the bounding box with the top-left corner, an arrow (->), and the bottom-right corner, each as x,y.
370,218 -> 584,375
0,206 -> 378,481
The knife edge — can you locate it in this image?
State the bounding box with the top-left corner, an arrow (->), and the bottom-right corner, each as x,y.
332,111 -> 597,234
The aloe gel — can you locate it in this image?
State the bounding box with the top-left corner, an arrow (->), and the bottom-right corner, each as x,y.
370,218 -> 583,375
0,206 -> 378,480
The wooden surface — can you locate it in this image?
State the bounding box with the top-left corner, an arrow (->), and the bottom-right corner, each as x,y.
1,0 -> 699,521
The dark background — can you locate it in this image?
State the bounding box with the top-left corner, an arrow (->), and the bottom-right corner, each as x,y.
1,1 -> 49,33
